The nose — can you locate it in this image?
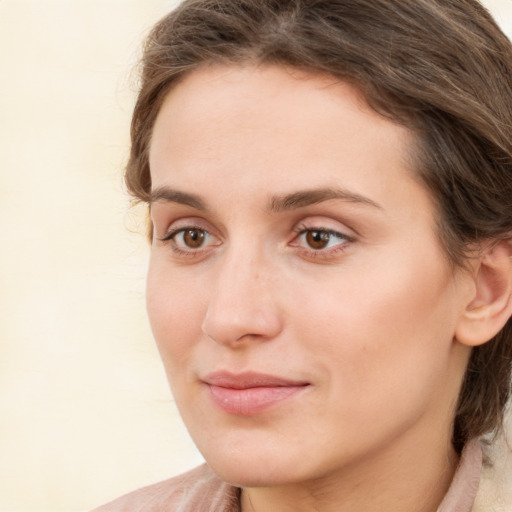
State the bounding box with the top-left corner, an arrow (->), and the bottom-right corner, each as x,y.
201,250 -> 284,347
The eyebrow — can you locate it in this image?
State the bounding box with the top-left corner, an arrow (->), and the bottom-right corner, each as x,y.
149,187 -> 207,210
268,188 -> 383,212
149,186 -> 382,212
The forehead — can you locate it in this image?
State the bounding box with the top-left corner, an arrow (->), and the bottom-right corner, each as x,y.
149,64 -> 422,213
152,64 -> 404,138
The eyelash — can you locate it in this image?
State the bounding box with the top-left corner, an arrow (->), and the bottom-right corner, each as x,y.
158,225 -> 217,257
291,224 -> 354,258
158,223 -> 354,259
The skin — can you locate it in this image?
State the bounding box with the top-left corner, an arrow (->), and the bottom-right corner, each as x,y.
146,65 -> 479,512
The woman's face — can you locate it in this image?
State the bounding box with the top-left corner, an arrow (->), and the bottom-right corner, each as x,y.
147,65 -> 474,487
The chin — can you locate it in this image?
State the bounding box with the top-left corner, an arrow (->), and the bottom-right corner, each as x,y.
197,436 -> 325,488
208,457 -> 301,488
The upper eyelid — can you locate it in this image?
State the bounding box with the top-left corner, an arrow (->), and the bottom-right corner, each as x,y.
293,219 -> 355,238
150,204 -> 224,235
298,228 -> 353,240
296,228 -> 351,239
155,216 -> 217,238
159,224 -> 209,241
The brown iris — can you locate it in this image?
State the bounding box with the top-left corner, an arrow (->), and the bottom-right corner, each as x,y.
183,228 -> 206,248
306,230 -> 330,250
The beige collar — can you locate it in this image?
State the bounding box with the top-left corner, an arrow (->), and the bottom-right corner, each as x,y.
437,439 -> 482,512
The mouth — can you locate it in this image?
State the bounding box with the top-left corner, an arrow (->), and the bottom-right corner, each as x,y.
202,371 -> 310,416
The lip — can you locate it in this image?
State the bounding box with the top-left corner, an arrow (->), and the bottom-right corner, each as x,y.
203,371 -> 310,416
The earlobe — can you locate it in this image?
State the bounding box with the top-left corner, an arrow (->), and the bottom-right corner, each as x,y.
455,240 -> 512,347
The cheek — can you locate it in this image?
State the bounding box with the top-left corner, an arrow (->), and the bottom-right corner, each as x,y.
293,250 -> 458,417
146,259 -> 206,370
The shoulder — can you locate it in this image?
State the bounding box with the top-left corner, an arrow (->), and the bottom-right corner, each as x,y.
91,464 -> 240,512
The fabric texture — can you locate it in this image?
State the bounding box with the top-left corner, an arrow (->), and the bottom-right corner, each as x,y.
93,463 -> 240,512
473,432 -> 512,512
93,440 -> 497,512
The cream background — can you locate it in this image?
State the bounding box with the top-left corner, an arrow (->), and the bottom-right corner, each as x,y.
0,1 -> 510,511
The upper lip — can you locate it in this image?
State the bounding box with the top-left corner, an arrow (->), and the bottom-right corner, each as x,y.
203,371 -> 309,389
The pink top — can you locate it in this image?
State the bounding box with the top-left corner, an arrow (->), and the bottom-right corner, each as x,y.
94,439 -> 483,512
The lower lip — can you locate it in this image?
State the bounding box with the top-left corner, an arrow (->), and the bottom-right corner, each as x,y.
207,385 -> 308,416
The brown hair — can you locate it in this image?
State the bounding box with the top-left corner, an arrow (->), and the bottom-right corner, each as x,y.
128,0 -> 512,451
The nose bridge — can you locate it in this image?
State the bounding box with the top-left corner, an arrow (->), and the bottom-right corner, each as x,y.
202,240 -> 282,345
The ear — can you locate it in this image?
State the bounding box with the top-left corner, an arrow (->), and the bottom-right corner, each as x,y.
455,240 -> 512,347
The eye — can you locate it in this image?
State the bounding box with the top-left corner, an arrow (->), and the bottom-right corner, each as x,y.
159,226 -> 220,255
176,228 -> 208,249
303,230 -> 343,250
298,229 -> 348,250
290,223 -> 354,258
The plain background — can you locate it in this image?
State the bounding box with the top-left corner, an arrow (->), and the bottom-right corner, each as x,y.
0,1 -> 511,511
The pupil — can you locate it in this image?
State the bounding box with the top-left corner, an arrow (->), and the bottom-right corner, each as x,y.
307,230 -> 329,249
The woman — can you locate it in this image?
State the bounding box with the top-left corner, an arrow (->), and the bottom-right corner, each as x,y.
95,0 -> 512,510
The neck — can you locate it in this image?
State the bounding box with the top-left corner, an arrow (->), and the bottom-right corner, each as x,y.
241,428 -> 459,512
